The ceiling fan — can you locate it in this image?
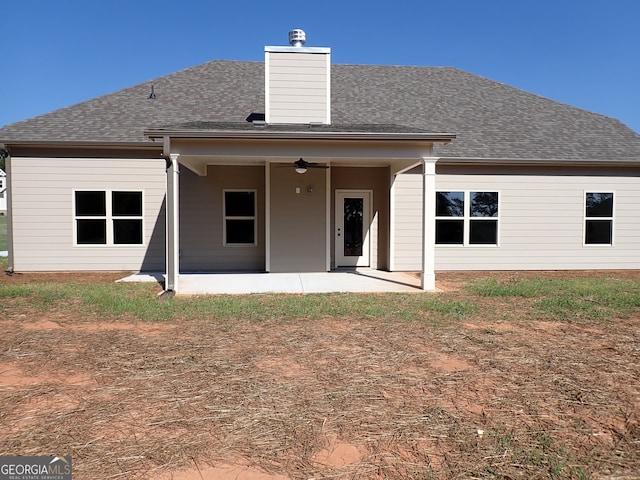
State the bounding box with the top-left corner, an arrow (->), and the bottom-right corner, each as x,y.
293,158 -> 329,174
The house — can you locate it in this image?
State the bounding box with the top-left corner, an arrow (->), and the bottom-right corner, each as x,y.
1,29 -> 640,293
0,169 -> 6,214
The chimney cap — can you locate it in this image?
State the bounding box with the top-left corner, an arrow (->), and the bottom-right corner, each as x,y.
288,29 -> 306,47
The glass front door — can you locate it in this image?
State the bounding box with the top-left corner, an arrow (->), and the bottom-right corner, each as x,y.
335,191 -> 371,267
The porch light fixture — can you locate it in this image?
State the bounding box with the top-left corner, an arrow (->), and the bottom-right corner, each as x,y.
294,158 -> 307,174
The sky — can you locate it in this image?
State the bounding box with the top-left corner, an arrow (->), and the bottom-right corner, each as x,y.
2,0 -> 639,133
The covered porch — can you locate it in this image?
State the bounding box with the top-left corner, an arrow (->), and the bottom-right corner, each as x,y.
146,125 -> 455,294
120,268 -> 423,295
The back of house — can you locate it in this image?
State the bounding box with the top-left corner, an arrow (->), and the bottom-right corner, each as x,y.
1,30 -> 640,292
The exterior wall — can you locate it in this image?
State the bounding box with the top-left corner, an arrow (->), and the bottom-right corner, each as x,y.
269,164 -> 327,272
392,165 -> 640,271
179,165 -> 266,271
391,168 -> 423,271
331,167 -> 390,270
265,50 -> 330,124
0,169 -> 6,213
10,157 -> 165,271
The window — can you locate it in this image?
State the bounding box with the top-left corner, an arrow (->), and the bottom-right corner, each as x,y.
436,191 -> 499,246
74,190 -> 143,245
470,191 -> 499,244
585,192 -> 613,245
436,191 -> 464,244
224,190 -> 256,245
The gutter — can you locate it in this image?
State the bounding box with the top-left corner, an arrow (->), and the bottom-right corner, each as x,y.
1,141 -> 159,153
0,140 -> 155,148
438,156 -> 640,167
145,128 -> 456,143
3,141 -> 163,159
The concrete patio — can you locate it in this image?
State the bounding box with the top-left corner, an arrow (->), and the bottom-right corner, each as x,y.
119,269 -> 423,295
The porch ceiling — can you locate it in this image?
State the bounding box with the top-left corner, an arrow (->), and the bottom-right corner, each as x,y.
178,154 -> 422,176
166,136 -> 440,175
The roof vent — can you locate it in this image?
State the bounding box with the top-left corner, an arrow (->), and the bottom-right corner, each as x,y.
288,29 -> 306,47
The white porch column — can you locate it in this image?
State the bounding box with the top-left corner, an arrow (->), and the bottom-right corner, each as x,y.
421,157 -> 438,291
166,153 -> 180,292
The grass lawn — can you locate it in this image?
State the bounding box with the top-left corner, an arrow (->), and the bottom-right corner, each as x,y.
1,271 -> 639,479
0,215 -> 7,251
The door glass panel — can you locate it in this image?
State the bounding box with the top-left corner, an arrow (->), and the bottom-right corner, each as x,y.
344,198 -> 363,256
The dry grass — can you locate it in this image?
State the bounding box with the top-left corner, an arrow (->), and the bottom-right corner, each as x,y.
1,271 -> 639,479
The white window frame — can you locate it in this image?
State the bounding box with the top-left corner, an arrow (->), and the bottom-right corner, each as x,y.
583,191 -> 614,247
436,190 -> 500,247
73,189 -> 145,247
435,191 -> 465,246
223,189 -> 257,247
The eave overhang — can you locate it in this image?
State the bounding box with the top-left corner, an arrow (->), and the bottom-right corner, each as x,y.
438,156 -> 640,167
0,140 -> 162,158
1,140 -> 155,149
144,128 -> 456,143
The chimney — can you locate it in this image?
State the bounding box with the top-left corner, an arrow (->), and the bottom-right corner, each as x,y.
264,29 -> 331,125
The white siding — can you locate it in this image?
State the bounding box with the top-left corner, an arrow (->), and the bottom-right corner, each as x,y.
393,168 -> 640,271
11,157 -> 166,271
391,172 -> 423,270
266,51 -> 330,124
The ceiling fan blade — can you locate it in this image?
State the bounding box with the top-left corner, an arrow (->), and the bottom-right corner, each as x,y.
294,158 -> 329,169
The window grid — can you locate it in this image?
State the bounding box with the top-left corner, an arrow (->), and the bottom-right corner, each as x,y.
223,189 -> 257,247
73,190 -> 144,246
584,192 -> 614,246
435,191 -> 499,246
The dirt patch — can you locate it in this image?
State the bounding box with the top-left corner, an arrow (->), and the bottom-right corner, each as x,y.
160,460 -> 290,480
0,362 -> 94,387
254,356 -> 311,378
1,270 -> 639,479
312,436 -> 366,467
23,319 -> 63,330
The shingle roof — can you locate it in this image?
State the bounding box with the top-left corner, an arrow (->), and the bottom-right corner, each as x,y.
2,60 -> 639,161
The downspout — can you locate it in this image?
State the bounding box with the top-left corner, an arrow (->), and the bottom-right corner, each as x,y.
0,145 -> 13,274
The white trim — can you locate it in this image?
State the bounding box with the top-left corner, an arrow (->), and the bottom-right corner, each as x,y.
264,46 -> 331,54
469,190 -> 500,247
421,158 -> 437,290
435,190 -> 500,247
222,189 -> 258,247
166,153 -> 180,292
325,52 -> 331,125
388,174 -> 397,271
335,189 -> 373,268
583,190 -> 615,247
264,51 -> 271,124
